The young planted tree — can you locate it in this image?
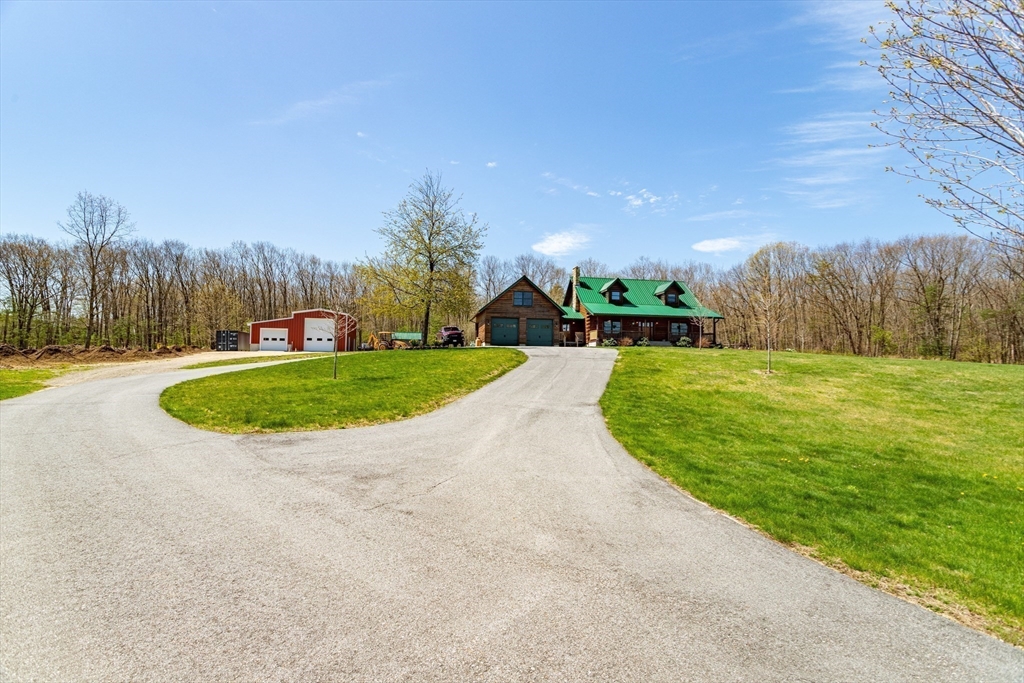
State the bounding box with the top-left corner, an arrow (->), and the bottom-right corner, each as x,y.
363,171 -> 485,343
868,0 -> 1024,249
57,191 -> 134,348
747,245 -> 787,373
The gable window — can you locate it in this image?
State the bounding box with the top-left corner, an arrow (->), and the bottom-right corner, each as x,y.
603,320 -> 622,334
667,293 -> 677,304
610,290 -> 621,303
513,291 -> 533,307
671,322 -> 689,336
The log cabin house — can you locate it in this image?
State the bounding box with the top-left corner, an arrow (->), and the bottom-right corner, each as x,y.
473,267 -> 723,346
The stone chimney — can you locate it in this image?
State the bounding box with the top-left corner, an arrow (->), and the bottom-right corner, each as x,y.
571,266 -> 581,312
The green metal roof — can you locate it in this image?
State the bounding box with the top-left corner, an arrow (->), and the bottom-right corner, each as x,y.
653,281 -> 682,296
599,277 -> 628,294
574,276 -> 723,319
391,332 -> 423,341
560,305 -> 584,320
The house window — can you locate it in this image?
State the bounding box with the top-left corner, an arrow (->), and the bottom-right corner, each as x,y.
513,291 -> 533,306
603,320 -> 622,334
671,322 -> 689,336
610,290 -> 621,303
562,323 -> 570,332
667,293 -> 677,304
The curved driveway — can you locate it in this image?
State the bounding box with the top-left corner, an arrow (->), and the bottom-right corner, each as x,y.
1,348 -> 1020,681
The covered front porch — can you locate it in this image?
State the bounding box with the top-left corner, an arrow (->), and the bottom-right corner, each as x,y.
584,315 -> 718,346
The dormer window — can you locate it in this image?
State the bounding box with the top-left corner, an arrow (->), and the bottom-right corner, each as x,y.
610,290 -> 622,303
667,293 -> 677,305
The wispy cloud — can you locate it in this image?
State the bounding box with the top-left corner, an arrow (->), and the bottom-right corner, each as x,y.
486,161 -> 498,168
770,111 -> 890,209
686,209 -> 756,222
622,188 -> 679,215
252,80 -> 389,126
532,231 -> 591,257
449,160 -> 459,165
795,0 -> 890,43
541,172 -> 603,198
356,131 -> 367,138
691,234 -> 775,254
783,113 -> 876,145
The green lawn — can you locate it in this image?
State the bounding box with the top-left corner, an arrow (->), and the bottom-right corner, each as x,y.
183,353 -> 321,369
161,348 -> 525,433
601,348 -> 1024,644
0,367 -> 63,400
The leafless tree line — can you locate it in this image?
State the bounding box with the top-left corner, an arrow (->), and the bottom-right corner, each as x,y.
3,228 -> 1020,362
0,235 -> 363,350
568,235 -> 1021,364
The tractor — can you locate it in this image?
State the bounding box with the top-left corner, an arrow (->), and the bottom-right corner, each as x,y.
366,331 -> 410,350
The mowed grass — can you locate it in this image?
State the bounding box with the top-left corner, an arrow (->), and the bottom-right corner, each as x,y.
601,348 -> 1024,644
0,367 -> 61,400
183,353 -> 321,369
161,348 -> 525,433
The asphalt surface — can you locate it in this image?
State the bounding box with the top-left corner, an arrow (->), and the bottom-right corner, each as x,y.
1,347 -> 1020,682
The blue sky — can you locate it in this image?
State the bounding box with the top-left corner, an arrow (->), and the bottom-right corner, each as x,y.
0,1 -> 956,268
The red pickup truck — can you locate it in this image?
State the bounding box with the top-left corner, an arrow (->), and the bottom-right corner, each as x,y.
437,326 -> 465,347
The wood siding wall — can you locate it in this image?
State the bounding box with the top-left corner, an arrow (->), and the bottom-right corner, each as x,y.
474,280 -> 562,346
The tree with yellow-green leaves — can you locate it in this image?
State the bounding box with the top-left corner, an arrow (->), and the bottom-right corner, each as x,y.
361,171 -> 485,344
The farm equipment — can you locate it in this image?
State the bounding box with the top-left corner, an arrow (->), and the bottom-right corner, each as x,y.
366,331 -> 422,350
368,331 -> 402,350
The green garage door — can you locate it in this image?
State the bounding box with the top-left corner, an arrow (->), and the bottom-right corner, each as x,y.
491,317 -> 519,346
526,319 -> 553,346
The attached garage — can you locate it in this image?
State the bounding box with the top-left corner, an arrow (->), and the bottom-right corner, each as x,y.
491,318 -> 519,346
249,309 -> 357,352
471,276 -> 564,346
258,328 -> 289,351
526,319 -> 553,346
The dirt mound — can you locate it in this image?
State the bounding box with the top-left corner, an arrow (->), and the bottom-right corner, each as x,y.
77,345 -> 127,362
171,345 -> 183,353
153,346 -> 175,356
0,344 -> 32,367
0,343 -> 26,358
32,345 -> 76,362
122,348 -> 153,360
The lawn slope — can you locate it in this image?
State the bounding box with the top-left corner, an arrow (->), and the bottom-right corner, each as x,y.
601,348 -> 1023,644
161,348 -> 525,433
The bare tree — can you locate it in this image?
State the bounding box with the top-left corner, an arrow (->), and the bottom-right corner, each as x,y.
623,256 -> 672,280
476,255 -> 514,301
0,235 -> 53,347
363,171 -> 485,343
511,253 -> 567,299
576,257 -> 615,278
868,0 -> 1024,248
57,191 -> 134,347
747,245 -> 788,373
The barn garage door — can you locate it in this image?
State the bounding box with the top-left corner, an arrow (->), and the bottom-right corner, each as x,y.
490,318 -> 519,346
527,319 -> 553,346
259,328 -> 288,351
303,318 -> 335,352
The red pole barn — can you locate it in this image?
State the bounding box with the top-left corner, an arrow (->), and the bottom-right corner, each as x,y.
248,309 -> 357,352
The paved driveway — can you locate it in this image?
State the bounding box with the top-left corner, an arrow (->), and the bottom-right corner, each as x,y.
1,348 -> 1020,681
